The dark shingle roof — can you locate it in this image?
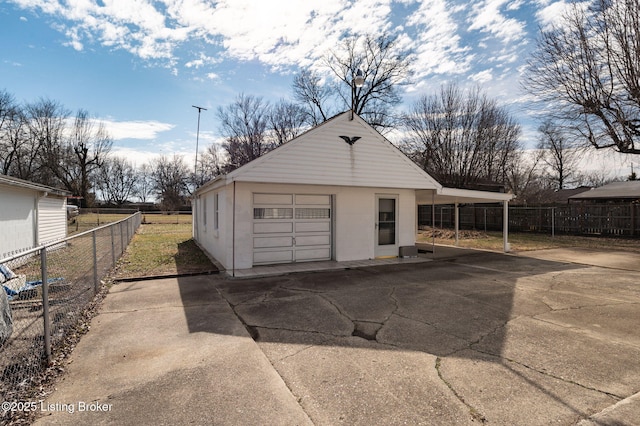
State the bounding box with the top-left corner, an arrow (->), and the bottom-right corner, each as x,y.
569,181 -> 640,200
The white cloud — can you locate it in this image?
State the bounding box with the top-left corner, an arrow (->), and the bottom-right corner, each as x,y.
7,0 -> 541,102
100,119 -> 175,140
535,0 -> 590,31
469,69 -> 493,83
406,0 -> 473,77
468,0 -> 527,43
8,0 -> 395,70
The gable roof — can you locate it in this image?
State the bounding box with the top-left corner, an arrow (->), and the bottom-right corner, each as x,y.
569,181 -> 640,200
202,112 -> 441,192
0,174 -> 71,197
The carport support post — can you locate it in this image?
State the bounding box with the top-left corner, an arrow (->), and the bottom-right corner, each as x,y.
432,190 -> 436,253
503,200 -> 510,252
454,202 -> 459,246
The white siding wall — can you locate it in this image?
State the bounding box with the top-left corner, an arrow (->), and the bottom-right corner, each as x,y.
229,114 -> 440,190
230,182 -> 416,270
0,186 -> 37,258
194,186 -> 230,269
37,195 -> 67,245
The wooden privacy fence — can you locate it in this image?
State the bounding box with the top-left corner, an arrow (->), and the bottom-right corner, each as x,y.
418,204 -> 640,237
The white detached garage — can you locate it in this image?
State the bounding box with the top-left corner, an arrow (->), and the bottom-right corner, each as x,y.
193,112 -> 513,275
0,175 -> 71,259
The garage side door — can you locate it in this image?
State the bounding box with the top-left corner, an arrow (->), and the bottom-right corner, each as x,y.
252,193 -> 332,265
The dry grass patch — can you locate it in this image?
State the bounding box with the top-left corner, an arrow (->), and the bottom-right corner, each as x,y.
113,223 -> 214,279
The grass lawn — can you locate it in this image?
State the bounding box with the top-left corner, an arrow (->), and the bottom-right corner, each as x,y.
113,223 -> 215,279
68,213 -> 131,235
416,227 -> 640,253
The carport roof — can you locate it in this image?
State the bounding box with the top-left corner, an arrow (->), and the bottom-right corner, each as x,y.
417,187 -> 514,205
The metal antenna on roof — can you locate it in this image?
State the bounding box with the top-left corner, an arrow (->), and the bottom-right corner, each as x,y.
192,105 -> 207,185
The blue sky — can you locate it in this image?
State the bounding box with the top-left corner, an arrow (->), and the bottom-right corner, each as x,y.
0,0 -> 635,177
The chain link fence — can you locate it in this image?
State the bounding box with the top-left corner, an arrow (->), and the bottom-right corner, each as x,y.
0,212 -> 141,415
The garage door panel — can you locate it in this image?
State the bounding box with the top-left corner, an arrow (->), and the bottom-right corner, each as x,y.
254,236 -> 293,248
253,192 -> 332,265
295,194 -> 330,205
295,248 -> 331,261
295,235 -> 330,246
295,222 -> 330,233
254,250 -> 293,264
254,193 -> 293,205
254,222 -> 293,234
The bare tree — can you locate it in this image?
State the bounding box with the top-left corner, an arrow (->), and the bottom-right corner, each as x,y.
537,120 -> 581,190
98,156 -> 138,205
135,163 -> 154,203
218,94 -> 271,172
24,98 -> 69,187
197,143 -> 224,184
267,100 -> 308,146
523,0 -> 640,154
504,150 -> 547,205
0,90 -> 29,177
40,109 -> 112,207
402,83 -> 521,189
325,33 -> 412,130
150,154 -> 190,211
292,33 -> 412,130
292,68 -> 334,126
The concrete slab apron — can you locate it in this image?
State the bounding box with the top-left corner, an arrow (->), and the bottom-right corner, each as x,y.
34,276 -> 312,426
215,254 -> 640,426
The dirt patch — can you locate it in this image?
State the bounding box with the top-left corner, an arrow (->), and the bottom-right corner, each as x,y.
419,227 -> 491,240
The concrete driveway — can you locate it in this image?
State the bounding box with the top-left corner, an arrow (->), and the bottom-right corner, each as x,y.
214,248 -> 640,425
34,247 -> 640,425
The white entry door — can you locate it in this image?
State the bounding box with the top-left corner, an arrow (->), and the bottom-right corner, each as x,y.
375,195 -> 398,258
252,193 -> 332,265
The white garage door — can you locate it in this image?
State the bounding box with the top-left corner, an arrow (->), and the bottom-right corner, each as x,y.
252,193 -> 332,265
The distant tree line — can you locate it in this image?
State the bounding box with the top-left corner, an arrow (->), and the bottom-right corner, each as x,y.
0,91 -> 194,210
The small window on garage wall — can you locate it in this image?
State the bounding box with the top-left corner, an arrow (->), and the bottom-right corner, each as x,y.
214,193 -> 219,229
202,196 -> 207,227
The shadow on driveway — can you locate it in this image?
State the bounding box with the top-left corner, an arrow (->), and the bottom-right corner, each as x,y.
176,249 -> 640,425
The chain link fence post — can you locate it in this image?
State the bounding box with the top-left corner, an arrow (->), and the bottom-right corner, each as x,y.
92,231 -> 99,295
110,225 -> 116,267
40,247 -> 52,364
120,221 -> 125,255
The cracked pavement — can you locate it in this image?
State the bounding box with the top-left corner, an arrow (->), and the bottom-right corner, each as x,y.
215,249 -> 640,425
35,247 -> 640,425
